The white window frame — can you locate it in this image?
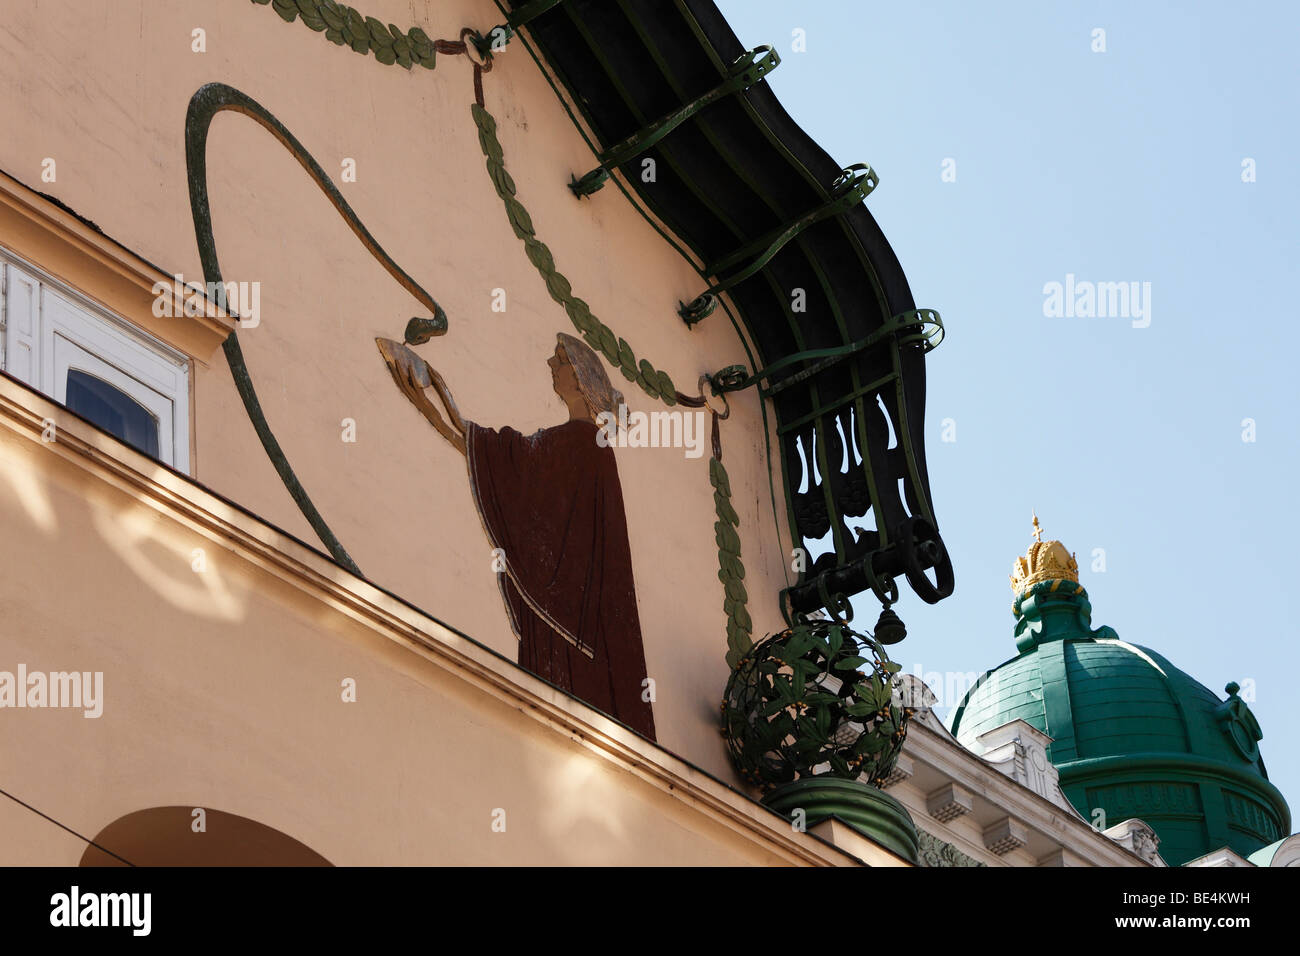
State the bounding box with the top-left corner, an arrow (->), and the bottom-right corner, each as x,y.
0,246 -> 190,472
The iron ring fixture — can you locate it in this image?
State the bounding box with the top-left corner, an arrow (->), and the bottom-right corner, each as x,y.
697,375 -> 731,419
708,364 -> 748,394
462,28 -> 494,69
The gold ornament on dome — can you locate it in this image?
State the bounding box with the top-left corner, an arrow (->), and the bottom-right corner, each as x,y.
1010,513 -> 1080,593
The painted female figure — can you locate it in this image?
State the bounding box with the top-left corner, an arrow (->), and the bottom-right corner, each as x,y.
376,333 -> 655,740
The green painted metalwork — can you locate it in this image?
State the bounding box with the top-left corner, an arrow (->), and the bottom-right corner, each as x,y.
503,0 -> 566,29
568,45 -> 780,198
556,4 -> 761,257
627,27 -> 944,607
721,620 -> 908,788
710,309 -> 944,396
666,0 -> 895,316
777,373 -> 898,435
471,0 -> 567,59
950,581 -> 1291,865
560,10 -> 869,586
762,777 -> 920,863
185,82 -> 449,576
677,164 -> 879,326
250,0 -> 442,70
649,0 -> 953,613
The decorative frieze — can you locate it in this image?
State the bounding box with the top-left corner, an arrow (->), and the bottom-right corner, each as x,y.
1085,781 -> 1200,818
1222,788 -> 1282,843
917,829 -> 986,867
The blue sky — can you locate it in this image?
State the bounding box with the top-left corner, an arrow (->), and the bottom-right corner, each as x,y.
717,0 -> 1300,818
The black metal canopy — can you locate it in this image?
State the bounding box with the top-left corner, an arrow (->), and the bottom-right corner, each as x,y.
498,0 -> 954,615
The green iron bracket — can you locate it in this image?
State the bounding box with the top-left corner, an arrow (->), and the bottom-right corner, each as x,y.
784,517 -> 951,618
678,163 -> 879,326
473,0 -> 567,59
568,45 -> 781,198
709,309 -> 944,396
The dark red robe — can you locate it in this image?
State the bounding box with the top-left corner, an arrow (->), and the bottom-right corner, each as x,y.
465,418 -> 656,740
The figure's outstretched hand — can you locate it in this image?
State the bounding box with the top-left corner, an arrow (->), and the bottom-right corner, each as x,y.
376,337 -> 467,455
377,337 -> 432,400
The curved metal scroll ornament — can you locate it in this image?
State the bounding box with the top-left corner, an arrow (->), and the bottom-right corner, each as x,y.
185,82 -> 448,575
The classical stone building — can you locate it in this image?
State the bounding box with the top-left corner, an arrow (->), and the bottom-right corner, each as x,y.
0,0 -> 1291,867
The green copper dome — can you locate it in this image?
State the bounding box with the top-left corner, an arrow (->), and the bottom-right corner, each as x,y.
950,526 -> 1290,866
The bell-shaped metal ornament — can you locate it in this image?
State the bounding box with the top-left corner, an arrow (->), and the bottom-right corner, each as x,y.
873,605 -> 907,645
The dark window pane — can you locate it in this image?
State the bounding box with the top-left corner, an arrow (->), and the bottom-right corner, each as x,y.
65,369 -> 160,458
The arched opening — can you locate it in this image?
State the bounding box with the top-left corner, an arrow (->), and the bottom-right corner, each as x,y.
79,807 -> 332,867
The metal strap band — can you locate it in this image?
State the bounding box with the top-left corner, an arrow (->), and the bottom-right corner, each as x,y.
678,164 -> 878,326
569,45 -> 781,198
709,309 -> 944,396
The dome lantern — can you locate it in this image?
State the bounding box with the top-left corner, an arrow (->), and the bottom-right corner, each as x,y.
1006,515 -> 1107,654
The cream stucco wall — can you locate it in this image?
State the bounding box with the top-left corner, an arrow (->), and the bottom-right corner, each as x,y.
0,0 -> 796,783
0,379 -> 889,865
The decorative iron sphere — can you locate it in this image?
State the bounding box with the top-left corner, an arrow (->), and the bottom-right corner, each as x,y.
721,620 -> 910,792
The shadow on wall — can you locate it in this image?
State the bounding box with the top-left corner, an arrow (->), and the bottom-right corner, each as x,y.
80,807 -> 332,867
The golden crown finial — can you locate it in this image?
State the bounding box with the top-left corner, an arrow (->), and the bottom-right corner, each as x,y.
1010,512 -> 1080,594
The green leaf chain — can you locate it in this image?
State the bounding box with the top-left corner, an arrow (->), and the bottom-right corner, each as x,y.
471,103 -> 679,406
712,457 -> 753,668
251,0 -> 439,70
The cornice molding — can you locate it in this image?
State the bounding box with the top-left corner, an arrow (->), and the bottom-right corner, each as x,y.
897,720 -> 1152,866
0,169 -> 235,363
